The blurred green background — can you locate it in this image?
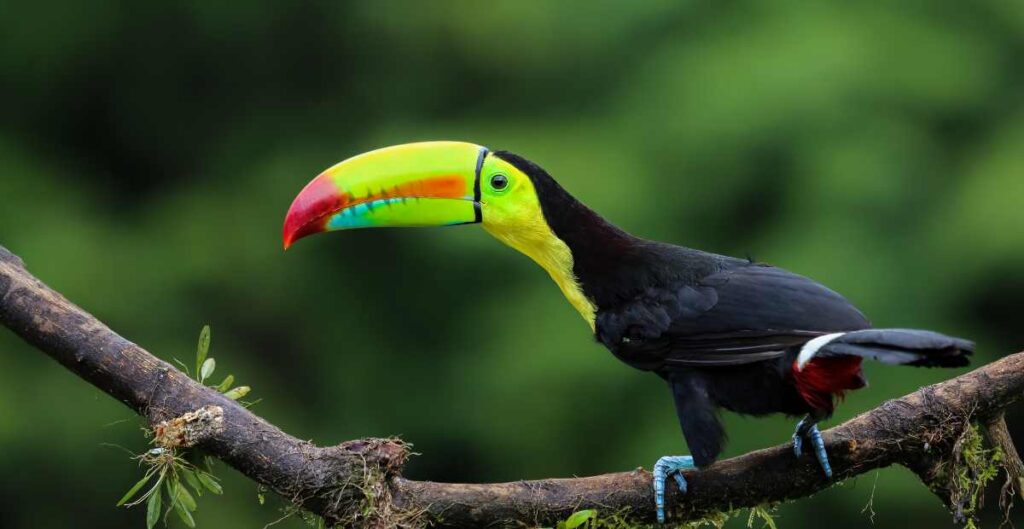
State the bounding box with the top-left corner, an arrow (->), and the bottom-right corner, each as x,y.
1,1 -> 1022,527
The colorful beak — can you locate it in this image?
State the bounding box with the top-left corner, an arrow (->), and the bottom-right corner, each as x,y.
283,141 -> 488,249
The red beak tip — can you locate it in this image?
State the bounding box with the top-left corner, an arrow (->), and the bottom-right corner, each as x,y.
282,228 -> 293,251
281,175 -> 344,251
282,229 -> 299,251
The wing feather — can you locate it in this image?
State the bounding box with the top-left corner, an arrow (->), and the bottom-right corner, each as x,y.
596,264 -> 871,369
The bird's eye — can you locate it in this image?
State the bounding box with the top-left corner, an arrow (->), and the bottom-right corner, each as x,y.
489,174 -> 509,191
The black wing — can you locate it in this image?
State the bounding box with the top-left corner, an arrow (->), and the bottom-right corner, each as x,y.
595,263 -> 871,369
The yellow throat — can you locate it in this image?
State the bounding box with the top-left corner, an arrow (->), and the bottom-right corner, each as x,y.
480,168 -> 597,329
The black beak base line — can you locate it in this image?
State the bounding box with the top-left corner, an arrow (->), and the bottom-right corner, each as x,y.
473,146 -> 488,223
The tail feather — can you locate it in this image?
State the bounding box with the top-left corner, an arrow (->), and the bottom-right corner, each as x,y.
820,328 -> 973,368
792,328 -> 973,411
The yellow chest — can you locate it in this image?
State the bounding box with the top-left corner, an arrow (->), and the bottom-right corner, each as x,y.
478,154 -> 598,330
531,240 -> 597,330
483,222 -> 596,330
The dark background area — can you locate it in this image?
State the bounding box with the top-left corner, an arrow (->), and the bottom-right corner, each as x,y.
1,1 -> 1022,527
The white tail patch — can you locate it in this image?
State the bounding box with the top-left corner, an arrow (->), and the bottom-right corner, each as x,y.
795,332 -> 846,371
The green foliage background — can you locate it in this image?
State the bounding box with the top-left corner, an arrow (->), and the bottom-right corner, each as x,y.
1,1 -> 1022,527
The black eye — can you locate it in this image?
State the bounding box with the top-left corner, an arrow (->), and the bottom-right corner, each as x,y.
490,174 -> 509,191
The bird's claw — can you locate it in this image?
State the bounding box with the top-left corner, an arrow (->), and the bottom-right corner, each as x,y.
653,455 -> 693,523
808,424 -> 833,478
792,420 -> 832,478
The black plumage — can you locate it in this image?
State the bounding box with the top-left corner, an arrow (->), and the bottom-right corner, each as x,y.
494,151 -> 974,468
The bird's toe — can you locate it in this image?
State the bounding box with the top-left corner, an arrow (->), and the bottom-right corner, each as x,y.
808,425 -> 833,478
653,455 -> 694,523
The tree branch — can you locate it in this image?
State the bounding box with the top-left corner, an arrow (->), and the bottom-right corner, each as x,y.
1,243 -> 1020,528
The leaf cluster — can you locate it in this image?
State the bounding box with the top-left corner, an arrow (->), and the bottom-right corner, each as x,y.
117,325 -> 250,527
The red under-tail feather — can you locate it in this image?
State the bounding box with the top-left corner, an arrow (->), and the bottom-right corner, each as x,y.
792,356 -> 866,411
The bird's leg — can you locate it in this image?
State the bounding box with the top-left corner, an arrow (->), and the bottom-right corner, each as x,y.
656,374 -> 721,523
653,455 -> 693,523
792,415 -> 832,478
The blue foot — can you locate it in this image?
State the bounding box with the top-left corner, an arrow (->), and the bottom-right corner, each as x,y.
808,425 -> 833,478
653,455 -> 693,523
792,418 -> 832,478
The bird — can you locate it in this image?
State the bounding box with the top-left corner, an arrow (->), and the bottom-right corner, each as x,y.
282,141 -> 973,523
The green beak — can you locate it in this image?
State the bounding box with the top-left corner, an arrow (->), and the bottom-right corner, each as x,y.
283,141 -> 488,249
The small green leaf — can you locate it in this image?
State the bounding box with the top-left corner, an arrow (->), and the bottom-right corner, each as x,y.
195,325 -> 211,377
172,357 -> 191,376
175,481 -> 198,512
223,386 -> 250,400
200,358 -> 216,384
216,374 -> 235,392
117,472 -> 153,506
167,478 -> 197,527
563,509 -> 596,529
182,469 -> 203,496
197,471 -> 223,495
173,497 -> 196,528
146,488 -> 162,529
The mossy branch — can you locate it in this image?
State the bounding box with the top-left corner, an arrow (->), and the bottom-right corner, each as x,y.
1,243 -> 1021,528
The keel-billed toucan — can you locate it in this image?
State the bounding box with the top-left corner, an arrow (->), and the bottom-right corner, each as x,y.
283,141 -> 973,523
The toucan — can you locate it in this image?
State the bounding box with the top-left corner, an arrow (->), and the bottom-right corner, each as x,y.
282,141 -> 973,523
